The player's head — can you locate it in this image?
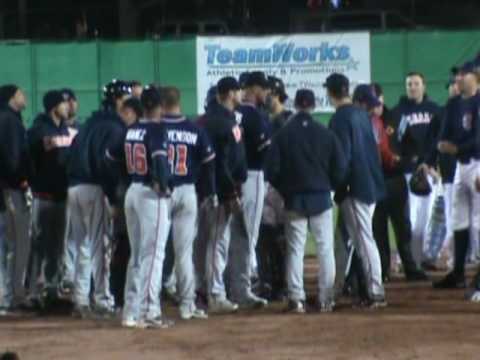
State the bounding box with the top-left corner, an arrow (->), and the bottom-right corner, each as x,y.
129,80 -> 143,99
294,89 -> 315,113
460,61 -> 479,96
121,97 -> 143,126
217,76 -> 241,110
204,86 -> 217,111
0,84 -> 26,112
161,86 -> 181,114
61,88 -> 78,119
267,76 -> 288,113
244,71 -> 270,105
141,85 -> 163,123
323,73 -> 350,108
353,84 -> 381,115
0,352 -> 20,360
405,72 -> 426,103
43,90 -> 69,121
102,79 -> 132,114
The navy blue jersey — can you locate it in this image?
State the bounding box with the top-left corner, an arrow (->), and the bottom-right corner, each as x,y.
162,114 -> 215,187
440,93 -> 480,164
124,121 -> 169,188
236,103 -> 271,170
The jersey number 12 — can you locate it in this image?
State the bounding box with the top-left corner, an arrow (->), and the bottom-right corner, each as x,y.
168,144 -> 188,176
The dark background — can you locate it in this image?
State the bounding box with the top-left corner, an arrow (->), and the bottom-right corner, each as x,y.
1,0 -> 479,39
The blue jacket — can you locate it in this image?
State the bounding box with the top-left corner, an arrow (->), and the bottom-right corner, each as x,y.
329,104 -> 386,205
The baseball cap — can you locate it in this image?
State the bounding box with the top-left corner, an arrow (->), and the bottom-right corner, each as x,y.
141,85 -> 162,111
294,89 -> 316,109
43,90 -> 67,113
460,61 -> 476,74
353,84 -> 381,109
239,72 -> 250,89
323,73 -> 349,96
268,76 -> 287,96
245,71 -> 269,89
217,77 -> 240,95
0,84 -> 19,106
61,88 -> 76,101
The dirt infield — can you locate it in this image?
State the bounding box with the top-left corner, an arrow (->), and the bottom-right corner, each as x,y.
1,260 -> 480,360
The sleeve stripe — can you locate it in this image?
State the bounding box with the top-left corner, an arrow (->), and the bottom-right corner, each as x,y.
202,153 -> 216,164
258,139 -> 271,151
152,150 -> 167,157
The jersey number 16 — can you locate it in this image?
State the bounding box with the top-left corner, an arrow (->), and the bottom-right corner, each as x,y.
125,143 -> 147,175
168,144 -> 188,176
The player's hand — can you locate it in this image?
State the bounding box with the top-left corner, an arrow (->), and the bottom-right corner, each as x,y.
437,141 -> 458,155
476,176 -> 480,192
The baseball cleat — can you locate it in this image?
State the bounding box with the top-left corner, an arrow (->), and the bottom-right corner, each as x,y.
208,297 -> 239,314
139,316 -> 175,329
405,270 -> 429,282
433,272 -> 466,289
285,300 -> 306,314
72,305 -> 91,319
180,305 -> 208,320
237,294 -> 268,309
318,301 -> 335,313
467,290 -> 480,303
121,318 -> 140,329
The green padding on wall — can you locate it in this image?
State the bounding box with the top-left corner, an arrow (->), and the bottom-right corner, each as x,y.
1,32 -> 480,126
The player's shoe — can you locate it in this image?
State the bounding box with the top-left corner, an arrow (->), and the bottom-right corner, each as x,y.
179,303 -> 208,320
91,304 -> 117,319
285,300 -> 306,314
366,298 -> 388,309
433,272 -> 466,289
139,316 -> 175,329
121,318 -> 141,329
208,297 -> 239,314
465,290 -> 480,303
236,294 -> 268,309
405,269 -> 429,282
318,301 -> 335,313
72,305 -> 91,319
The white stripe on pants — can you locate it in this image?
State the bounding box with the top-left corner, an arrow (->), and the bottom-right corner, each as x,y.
340,198 -> 384,299
285,208 -> 335,303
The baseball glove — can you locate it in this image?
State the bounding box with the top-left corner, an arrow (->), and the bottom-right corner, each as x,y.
409,169 -> 432,196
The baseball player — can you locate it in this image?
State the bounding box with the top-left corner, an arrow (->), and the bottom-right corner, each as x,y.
232,71 -> 271,308
59,89 -> 80,296
67,80 -> 132,318
266,89 -> 347,313
160,86 -> 215,320
257,76 -> 292,300
393,72 -> 441,268
121,86 -> 173,329
326,73 -> 387,307
433,61 -> 480,291
0,84 -> 30,310
203,77 -> 248,313
26,90 -> 73,307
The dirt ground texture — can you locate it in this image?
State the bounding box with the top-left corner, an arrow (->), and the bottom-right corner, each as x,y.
1,259 -> 480,360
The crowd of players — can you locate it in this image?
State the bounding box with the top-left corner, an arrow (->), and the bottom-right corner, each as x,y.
0,57 -> 479,329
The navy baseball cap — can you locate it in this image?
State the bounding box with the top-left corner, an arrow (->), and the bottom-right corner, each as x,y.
205,85 -> 217,109
268,76 -> 287,96
217,77 -> 240,95
43,90 -> 67,113
294,89 -> 316,109
460,61 -> 476,74
323,73 -> 349,96
239,72 -> 250,89
353,84 -> 381,109
245,71 -> 269,89
141,85 -> 162,111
